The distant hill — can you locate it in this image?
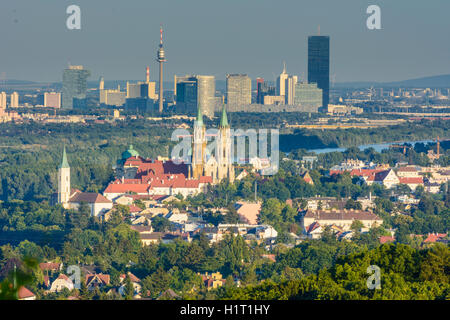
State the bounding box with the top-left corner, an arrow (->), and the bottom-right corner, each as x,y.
336,74 -> 450,88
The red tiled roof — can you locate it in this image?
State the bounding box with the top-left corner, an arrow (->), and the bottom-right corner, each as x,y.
18,286 -> 35,299
104,183 -> 150,194
424,233 -> 447,243
120,272 -> 141,283
398,177 -> 423,184
307,221 -> 321,233
379,236 -> 395,244
128,204 -> 143,213
397,166 -> 418,172
85,273 -> 110,286
56,274 -> 70,281
39,262 -> 61,271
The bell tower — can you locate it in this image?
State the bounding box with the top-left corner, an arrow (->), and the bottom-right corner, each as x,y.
217,106 -> 234,182
58,146 -> 71,206
192,106 -> 206,178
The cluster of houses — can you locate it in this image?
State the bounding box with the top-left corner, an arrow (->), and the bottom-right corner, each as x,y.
330,161 -> 450,193
18,262 -> 235,299
100,193 -> 278,248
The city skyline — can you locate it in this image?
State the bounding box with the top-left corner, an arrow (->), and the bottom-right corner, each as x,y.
1,0 -> 450,83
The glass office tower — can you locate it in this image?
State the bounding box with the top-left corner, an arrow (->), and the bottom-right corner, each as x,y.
62,65 -> 91,109
308,36 -> 329,108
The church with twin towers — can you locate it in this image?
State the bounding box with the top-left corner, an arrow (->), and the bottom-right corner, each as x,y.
192,105 -> 235,184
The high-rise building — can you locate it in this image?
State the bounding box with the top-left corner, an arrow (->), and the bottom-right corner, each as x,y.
276,63 -> 289,97
62,65 -> 91,109
10,92 -> 19,108
175,75 -> 216,117
308,36 -> 330,108
256,78 -> 264,104
285,75 -> 298,105
294,82 -> 323,110
44,92 -> 61,108
156,26 -> 166,113
197,75 -> 216,118
101,85 -> 126,107
127,81 -> 157,100
226,74 -> 251,108
176,76 -> 198,113
0,92 -> 7,109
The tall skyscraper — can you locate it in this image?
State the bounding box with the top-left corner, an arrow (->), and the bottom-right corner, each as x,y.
197,75 -> 216,118
175,75 -> 216,117
175,75 -> 198,114
10,92 -> 19,108
308,35 -> 330,108
285,75 -> 298,105
156,26 -> 166,113
256,78 -> 264,104
226,74 -> 251,108
276,62 -> 289,97
62,65 -> 91,109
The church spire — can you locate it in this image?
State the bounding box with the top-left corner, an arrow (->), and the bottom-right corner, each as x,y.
60,146 -> 70,169
219,105 -> 229,128
196,105 -> 203,126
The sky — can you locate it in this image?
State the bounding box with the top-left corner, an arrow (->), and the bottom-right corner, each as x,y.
0,0 -> 449,83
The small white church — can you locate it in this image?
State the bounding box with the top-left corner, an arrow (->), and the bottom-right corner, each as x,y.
54,147 -> 113,217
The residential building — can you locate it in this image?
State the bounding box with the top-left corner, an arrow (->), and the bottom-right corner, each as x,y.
303,208 -> 382,233
0,92 -> 7,109
49,274 -> 74,293
10,92 -> 19,108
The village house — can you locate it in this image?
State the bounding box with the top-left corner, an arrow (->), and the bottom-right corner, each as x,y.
396,165 -> 420,178
49,274 -> 74,293
200,272 -> 226,291
18,287 -> 36,300
118,272 -> 142,297
85,273 -> 110,291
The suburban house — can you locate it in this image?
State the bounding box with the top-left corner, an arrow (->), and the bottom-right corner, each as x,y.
85,273 -> 110,291
18,287 -> 36,300
50,274 -> 74,293
201,272 -> 226,291
118,272 -> 142,297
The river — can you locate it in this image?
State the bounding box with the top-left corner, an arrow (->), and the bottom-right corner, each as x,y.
307,139 -> 435,154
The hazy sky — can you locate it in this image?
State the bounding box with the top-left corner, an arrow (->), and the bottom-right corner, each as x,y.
1,0 -> 449,83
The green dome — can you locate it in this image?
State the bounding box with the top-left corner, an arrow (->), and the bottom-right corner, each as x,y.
122,145 -> 139,159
